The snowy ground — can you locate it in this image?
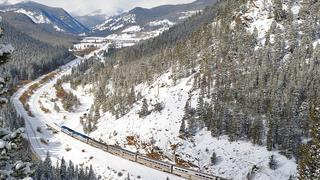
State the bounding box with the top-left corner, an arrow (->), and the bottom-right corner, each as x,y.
12,57 -> 184,180
20,64 -> 298,179
12,0 -> 301,179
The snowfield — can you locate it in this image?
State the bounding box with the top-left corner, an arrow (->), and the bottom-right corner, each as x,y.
12,58 -> 183,180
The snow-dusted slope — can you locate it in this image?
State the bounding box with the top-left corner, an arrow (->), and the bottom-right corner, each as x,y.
64,0 -> 301,179
90,0 -> 217,37
26,64 -> 297,179
0,1 -> 89,34
12,58 -> 183,180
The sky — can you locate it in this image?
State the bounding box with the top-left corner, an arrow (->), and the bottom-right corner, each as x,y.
2,0 -> 196,16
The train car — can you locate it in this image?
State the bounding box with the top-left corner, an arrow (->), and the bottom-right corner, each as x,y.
172,166 -> 226,180
60,126 -> 228,180
136,155 -> 172,173
88,138 -> 108,152
72,131 -> 89,143
61,126 -> 74,136
120,148 -> 137,162
61,126 -> 89,143
108,145 -> 137,162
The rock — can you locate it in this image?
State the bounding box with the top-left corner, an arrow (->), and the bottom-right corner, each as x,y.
5,142 -> 11,151
17,128 -> 25,134
0,139 -> 6,149
1,149 -> 6,155
10,132 -> 17,139
23,163 -> 32,175
15,161 -> 25,171
11,143 -> 17,149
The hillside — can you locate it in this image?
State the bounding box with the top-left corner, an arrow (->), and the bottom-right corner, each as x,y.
19,0 -> 320,179
0,15 -> 75,82
90,0 -> 218,38
0,1 -> 89,34
0,12 -> 78,47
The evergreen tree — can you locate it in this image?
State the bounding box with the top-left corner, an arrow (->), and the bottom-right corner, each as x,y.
60,157 -> 67,180
138,98 -> 150,118
211,151 -> 217,165
269,155 -> 277,170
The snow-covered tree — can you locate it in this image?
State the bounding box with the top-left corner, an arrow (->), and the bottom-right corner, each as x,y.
138,98 -> 150,118
269,155 -> 277,170
0,18 -> 13,105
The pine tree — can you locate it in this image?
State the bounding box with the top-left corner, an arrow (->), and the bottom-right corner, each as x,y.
211,151 -> 217,165
88,165 -> 96,180
42,152 -> 54,179
138,98 -> 150,118
269,155 -> 277,170
0,23 -> 13,105
179,119 -> 186,136
60,157 -> 67,180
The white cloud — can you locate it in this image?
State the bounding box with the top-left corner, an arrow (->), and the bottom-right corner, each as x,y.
3,0 -> 196,15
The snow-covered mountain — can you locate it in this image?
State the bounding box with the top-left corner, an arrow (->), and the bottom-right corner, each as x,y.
90,0 -> 218,37
0,1 -> 89,34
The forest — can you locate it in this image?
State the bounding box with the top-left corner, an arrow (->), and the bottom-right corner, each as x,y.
61,0 -> 320,178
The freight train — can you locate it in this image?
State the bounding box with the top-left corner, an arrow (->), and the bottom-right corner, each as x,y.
60,126 -> 229,180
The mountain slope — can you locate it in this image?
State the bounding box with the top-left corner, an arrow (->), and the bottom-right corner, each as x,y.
0,12 -> 78,47
75,14 -> 107,30
0,17 -> 74,81
43,0 -> 320,179
0,1 -> 89,34
90,0 -> 218,37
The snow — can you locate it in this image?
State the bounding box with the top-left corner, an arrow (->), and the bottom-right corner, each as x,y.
149,19 -> 175,27
122,25 -> 142,33
85,69 -> 297,180
53,25 -> 64,32
111,24 -> 124,31
0,44 -> 14,56
12,58 -> 183,180
313,39 -> 320,48
94,14 -> 136,31
0,139 -> 5,149
178,10 -> 201,20
238,0 -> 274,46
15,8 -> 51,24
30,63 -> 298,179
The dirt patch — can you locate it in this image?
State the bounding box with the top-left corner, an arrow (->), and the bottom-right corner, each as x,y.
175,156 -> 198,168
19,72 -> 58,117
39,101 -> 51,113
126,136 -> 138,146
146,150 -> 164,161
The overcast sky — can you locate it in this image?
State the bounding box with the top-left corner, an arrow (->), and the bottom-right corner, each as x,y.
3,0 -> 195,16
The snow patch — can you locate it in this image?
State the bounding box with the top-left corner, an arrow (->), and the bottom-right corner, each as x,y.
15,8 -> 51,24
122,25 -> 142,33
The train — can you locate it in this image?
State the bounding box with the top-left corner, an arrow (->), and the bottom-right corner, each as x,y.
60,126 -> 229,180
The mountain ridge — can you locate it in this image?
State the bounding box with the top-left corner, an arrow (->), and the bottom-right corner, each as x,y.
0,1 -> 89,34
